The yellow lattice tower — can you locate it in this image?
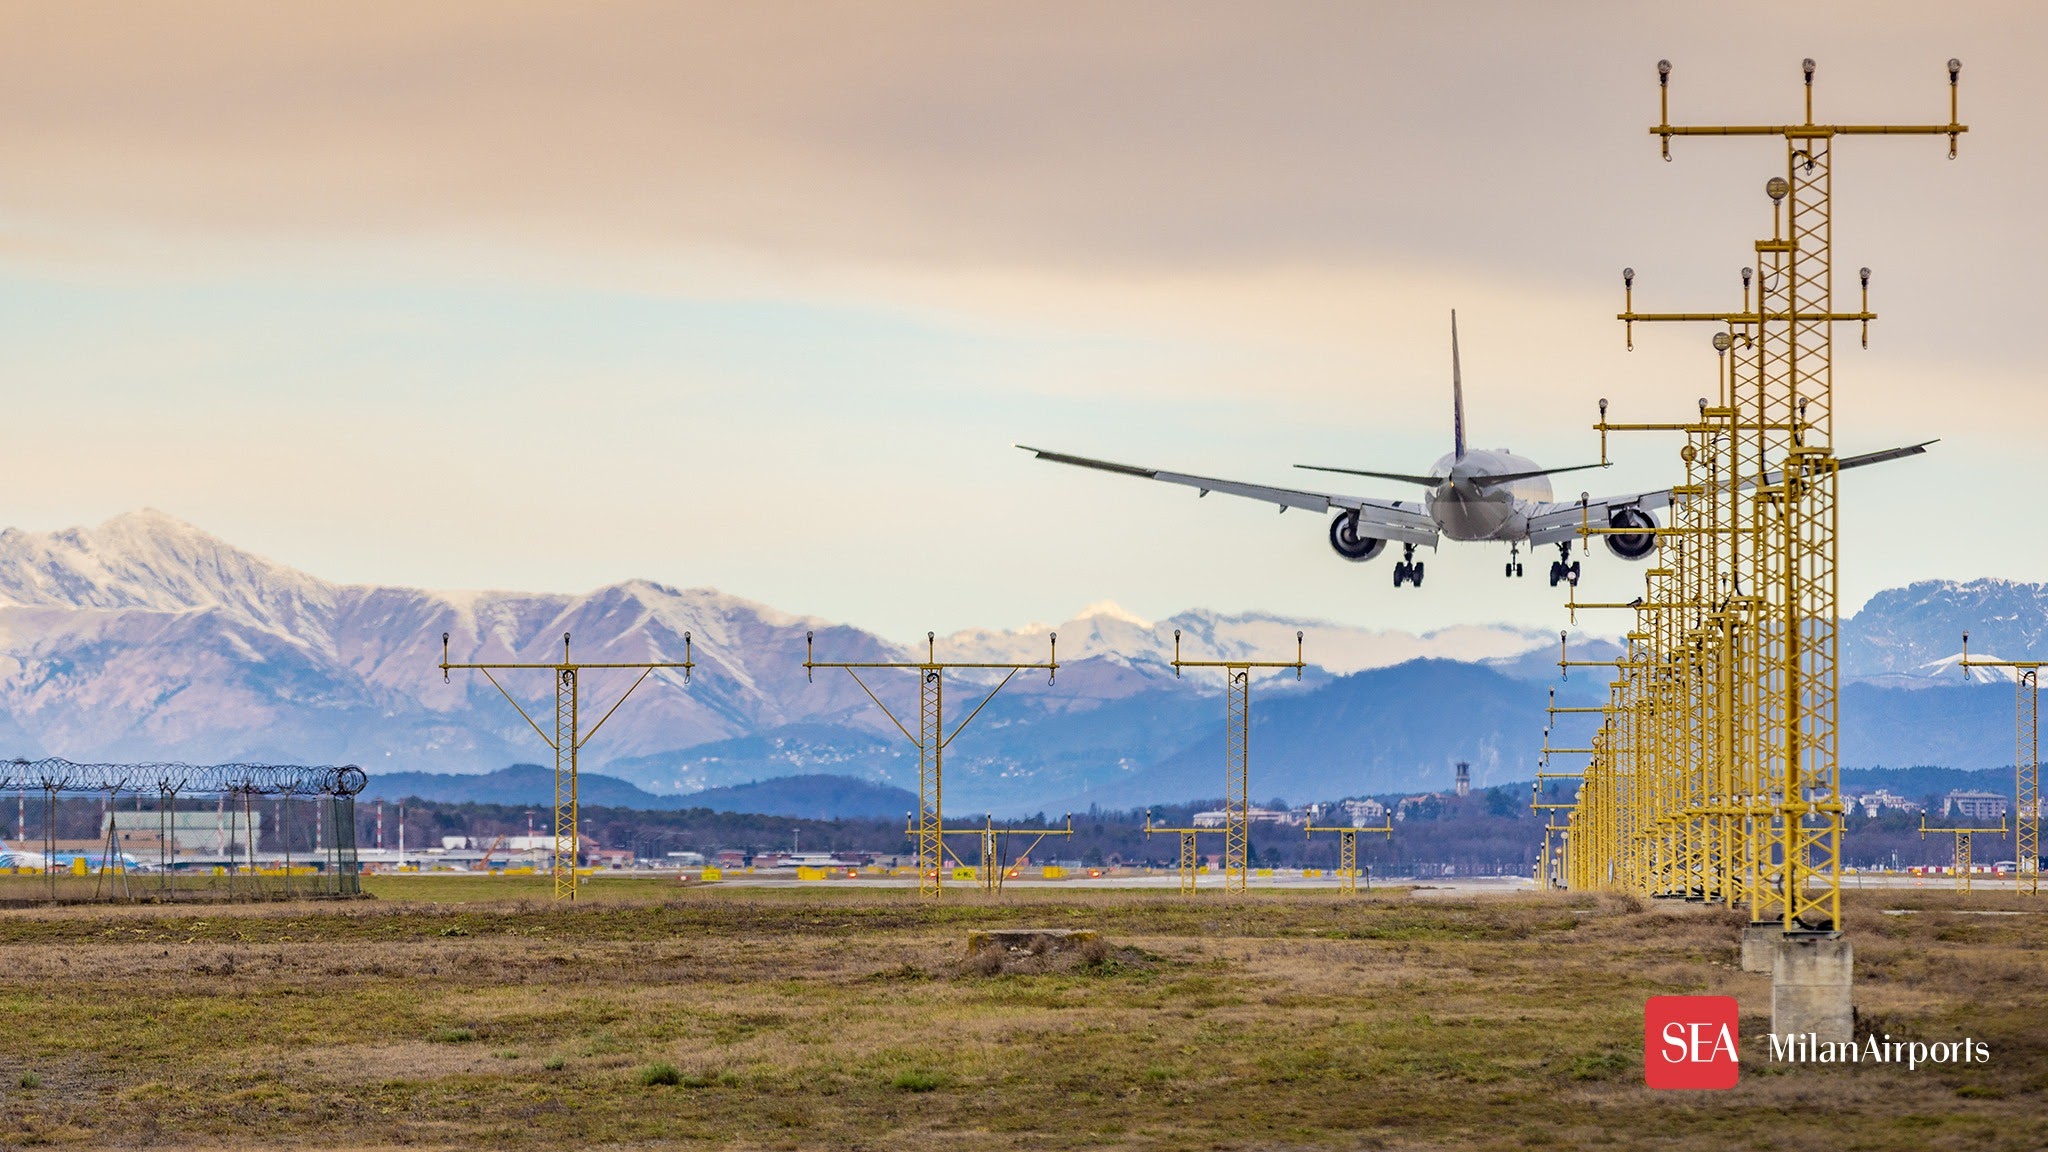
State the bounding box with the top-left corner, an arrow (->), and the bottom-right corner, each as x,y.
1303,812 -> 1393,895
914,811 -> 1074,893
1534,819 -> 1574,890
1559,472 -> 1693,901
1580,352 -> 1758,908
1960,633 -> 2042,896
1920,816 -> 2009,895
1143,811 -> 1226,895
1616,56 -> 1966,935
1554,636 -> 1633,889
1169,629 -> 1304,891
1534,686 -> 1603,888
805,631 -> 1057,897
440,631 -> 694,900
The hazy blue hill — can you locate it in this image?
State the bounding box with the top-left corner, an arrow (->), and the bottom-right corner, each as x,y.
1841,765 -> 2014,801
677,775 -> 918,820
1840,682 -> 2013,770
605,724 -> 909,794
1062,659 -> 1586,810
363,764 -> 675,809
360,763 -> 917,821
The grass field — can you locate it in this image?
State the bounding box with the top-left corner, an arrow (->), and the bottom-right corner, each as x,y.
0,878 -> 2043,1150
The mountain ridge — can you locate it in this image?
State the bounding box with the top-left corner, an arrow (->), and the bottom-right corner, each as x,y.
0,510 -> 2034,810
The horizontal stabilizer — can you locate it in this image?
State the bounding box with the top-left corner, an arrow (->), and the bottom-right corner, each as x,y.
1470,461 -> 1610,489
1292,464 -> 1442,487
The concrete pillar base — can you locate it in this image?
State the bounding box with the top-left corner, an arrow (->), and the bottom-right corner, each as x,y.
1738,924 -> 1779,973
1771,934 -> 1854,1045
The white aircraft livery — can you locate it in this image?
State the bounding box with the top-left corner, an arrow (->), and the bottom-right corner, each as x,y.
1020,311 -> 1931,589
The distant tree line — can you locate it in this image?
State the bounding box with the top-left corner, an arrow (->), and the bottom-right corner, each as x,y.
362,788 -> 1559,874
16,781 -> 2022,874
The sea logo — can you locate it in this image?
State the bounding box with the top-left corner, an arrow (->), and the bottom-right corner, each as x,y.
1643,995 -> 1740,1090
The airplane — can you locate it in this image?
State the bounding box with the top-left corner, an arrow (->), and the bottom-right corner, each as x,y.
0,839 -> 144,872
1019,311 -> 1931,588
0,838 -> 47,870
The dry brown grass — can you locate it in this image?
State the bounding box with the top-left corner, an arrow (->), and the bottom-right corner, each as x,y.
0,883 -> 2042,1149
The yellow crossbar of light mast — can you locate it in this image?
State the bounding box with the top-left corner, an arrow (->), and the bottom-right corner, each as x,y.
1920,817 -> 2009,895
1170,629 -> 1305,892
1961,632 -> 2042,896
805,631 -> 1056,897
439,631 -> 694,900
1304,818 -> 1392,895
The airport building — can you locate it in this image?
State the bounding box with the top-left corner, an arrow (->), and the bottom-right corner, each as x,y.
101,810 -> 262,857
1942,790 -> 2009,821
1851,789 -> 1923,819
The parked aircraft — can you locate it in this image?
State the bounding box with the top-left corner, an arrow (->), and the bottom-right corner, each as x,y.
0,839 -> 46,870
0,839 -> 143,871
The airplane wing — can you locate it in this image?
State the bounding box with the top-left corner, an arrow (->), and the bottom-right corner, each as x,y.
1525,489 -> 1674,547
1525,441 -> 1935,548
1019,446 -> 1440,547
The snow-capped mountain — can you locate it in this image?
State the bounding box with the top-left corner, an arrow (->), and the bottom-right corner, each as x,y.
0,511 -> 1550,790
938,600 -> 1551,677
1841,579 -> 2048,687
0,512 -> 2033,809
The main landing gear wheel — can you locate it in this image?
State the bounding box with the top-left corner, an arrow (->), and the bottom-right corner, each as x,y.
1393,545 -> 1424,588
1549,544 -> 1581,587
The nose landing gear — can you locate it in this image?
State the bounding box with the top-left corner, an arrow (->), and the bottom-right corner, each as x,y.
1504,544 -> 1525,579
1547,542 -> 1582,588
1393,544 -> 1426,588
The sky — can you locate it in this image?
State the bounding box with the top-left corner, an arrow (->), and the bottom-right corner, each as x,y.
0,3 -> 2038,643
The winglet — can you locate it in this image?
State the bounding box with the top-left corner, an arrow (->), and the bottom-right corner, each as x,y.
1451,310 -> 1467,462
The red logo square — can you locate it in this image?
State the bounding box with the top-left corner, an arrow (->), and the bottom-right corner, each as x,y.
1643,995 -> 1740,1089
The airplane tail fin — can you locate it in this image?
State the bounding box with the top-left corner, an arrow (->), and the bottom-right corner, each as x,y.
1451,310 -> 1467,462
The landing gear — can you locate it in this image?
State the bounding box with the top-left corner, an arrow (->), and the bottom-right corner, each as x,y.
1504,544 -> 1524,579
1393,544 -> 1425,588
1547,542 -> 1582,588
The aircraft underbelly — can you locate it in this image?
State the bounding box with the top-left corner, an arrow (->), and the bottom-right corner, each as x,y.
1430,490 -> 1523,541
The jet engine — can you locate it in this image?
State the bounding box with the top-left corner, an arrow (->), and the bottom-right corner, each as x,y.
1329,511 -> 1387,562
1605,506 -> 1658,560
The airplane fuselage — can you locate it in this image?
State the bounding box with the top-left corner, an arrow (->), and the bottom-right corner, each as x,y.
1422,449 -> 1550,542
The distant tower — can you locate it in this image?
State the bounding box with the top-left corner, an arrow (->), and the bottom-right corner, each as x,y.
1455,762 -> 1471,798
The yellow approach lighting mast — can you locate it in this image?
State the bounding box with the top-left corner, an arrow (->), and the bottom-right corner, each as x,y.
1919,816 -> 2009,895
440,632 -> 694,900
1303,810 -> 1393,896
1961,633 -> 2041,895
805,631 -> 1057,898
1171,629 -> 1305,891
912,810 -> 1075,893
1616,57 -> 1966,936
1142,810 -> 1227,895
